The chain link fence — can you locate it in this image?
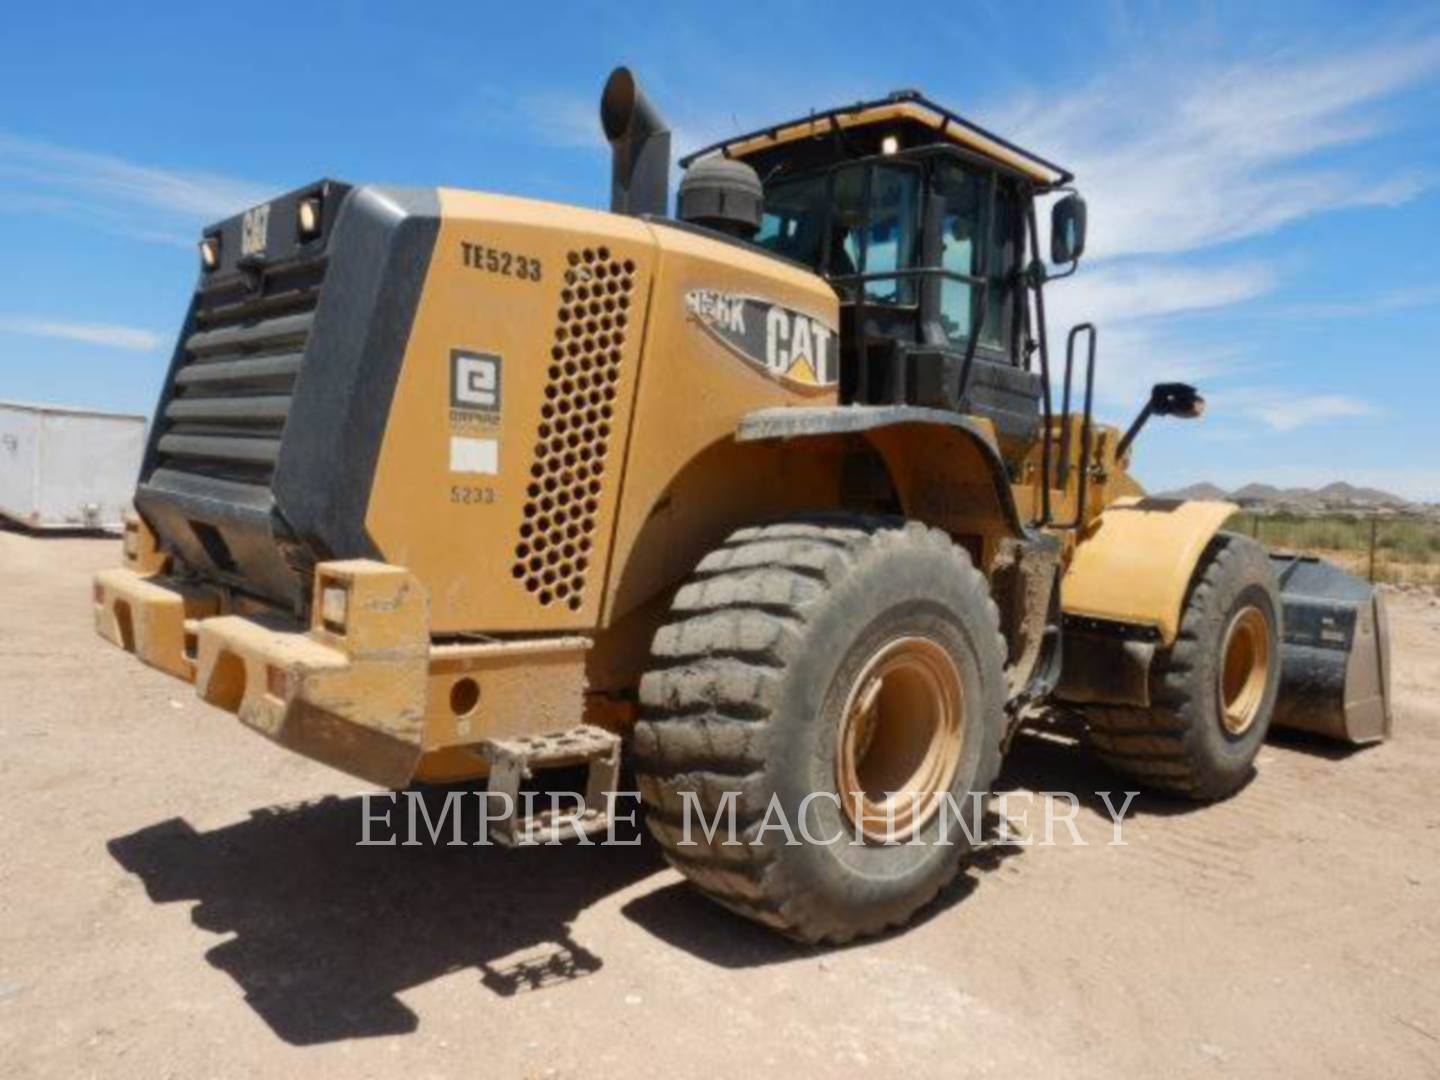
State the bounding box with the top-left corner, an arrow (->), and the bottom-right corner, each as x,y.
1227,511 -> 1440,588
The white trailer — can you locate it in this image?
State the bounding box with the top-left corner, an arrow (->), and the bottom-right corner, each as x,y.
0,401 -> 147,531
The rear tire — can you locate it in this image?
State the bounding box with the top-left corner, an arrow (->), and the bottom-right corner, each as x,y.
1084,533 -> 1281,801
632,515 -> 1007,944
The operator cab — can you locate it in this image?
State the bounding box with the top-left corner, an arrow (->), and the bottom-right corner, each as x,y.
681,91 -> 1081,444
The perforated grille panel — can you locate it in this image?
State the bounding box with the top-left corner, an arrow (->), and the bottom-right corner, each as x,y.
512,247 -> 637,610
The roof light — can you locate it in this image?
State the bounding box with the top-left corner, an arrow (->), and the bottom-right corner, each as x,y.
198,235 -> 220,272
880,134 -> 900,155
297,195 -> 322,240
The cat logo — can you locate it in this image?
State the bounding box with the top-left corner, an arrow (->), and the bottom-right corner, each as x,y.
241,203 -> 270,257
684,288 -> 837,388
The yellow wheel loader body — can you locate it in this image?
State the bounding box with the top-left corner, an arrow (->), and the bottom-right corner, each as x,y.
90,66 -> 1389,851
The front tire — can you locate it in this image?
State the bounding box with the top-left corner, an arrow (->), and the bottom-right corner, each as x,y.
632,515 -> 1007,944
1085,533 -> 1281,801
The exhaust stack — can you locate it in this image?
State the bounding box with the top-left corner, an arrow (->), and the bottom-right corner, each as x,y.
601,67 -> 671,217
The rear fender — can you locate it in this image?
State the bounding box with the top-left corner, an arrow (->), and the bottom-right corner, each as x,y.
736,405 -> 1025,540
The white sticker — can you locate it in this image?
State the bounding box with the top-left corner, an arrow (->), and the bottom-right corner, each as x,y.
450,436 -> 499,474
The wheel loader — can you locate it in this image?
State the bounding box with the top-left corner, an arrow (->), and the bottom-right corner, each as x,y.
92,67 -> 1393,943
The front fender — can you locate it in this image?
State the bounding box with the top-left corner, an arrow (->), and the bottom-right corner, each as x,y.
1062,496 -> 1236,645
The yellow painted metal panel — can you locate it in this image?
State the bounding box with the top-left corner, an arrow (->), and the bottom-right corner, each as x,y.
365,190 -> 655,633
1062,497 -> 1237,644
602,220 -> 841,623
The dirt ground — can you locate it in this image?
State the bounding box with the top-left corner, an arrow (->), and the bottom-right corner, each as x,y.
2,527 -> 1439,1079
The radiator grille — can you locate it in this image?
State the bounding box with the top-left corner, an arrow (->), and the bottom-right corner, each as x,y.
150,257 -> 326,495
512,247 -> 636,610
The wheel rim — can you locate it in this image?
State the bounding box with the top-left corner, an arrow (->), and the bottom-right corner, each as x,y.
1218,605 -> 1271,736
836,636 -> 965,843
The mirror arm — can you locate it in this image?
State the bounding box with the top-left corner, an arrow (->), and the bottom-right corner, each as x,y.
1117,383 -> 1205,460
1045,257 -> 1080,282
1025,255 -> 1081,286
1116,401 -> 1156,461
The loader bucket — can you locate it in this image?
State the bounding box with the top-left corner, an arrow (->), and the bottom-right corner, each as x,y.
1269,554 -> 1393,745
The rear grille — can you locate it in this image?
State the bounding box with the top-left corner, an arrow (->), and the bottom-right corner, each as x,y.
151,258 -> 326,493
511,246 -> 636,610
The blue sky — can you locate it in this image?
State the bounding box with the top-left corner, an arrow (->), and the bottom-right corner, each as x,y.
2,1 -> 1438,497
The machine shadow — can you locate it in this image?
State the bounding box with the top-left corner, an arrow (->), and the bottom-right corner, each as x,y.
110,791 -> 1031,1020
620,812 -> 1027,964
114,713 -> 1342,1036
1263,725 -> 1376,762
997,715 -> 1361,819
993,723 -> 1203,819
107,790 -> 663,1046
624,711 -> 1339,965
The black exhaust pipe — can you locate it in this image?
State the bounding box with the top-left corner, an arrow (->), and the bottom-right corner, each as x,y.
601,66 -> 671,218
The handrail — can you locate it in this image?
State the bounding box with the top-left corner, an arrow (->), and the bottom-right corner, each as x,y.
1056,323 -> 1098,530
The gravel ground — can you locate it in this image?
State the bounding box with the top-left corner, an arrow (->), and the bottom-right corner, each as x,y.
2,526 -> 1438,1078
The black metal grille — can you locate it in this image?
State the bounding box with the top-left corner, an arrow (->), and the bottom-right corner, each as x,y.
150,256 -> 327,497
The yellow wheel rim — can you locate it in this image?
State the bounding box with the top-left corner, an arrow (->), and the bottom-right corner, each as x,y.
1219,605 -> 1271,736
836,636 -> 965,843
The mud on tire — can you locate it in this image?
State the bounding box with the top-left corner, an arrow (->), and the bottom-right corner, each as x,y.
1084,533 -> 1282,802
632,515 -> 1007,944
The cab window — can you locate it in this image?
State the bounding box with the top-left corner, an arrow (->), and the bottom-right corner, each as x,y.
936,162 -> 1018,352
755,173 -> 828,269
830,163 -> 922,305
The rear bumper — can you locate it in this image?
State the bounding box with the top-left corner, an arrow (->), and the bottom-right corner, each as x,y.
94,559 -> 591,787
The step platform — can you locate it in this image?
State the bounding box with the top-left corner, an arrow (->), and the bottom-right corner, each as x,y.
479,724 -> 622,846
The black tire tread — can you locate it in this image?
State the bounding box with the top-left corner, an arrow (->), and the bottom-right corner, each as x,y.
1084,533 -> 1277,800
633,514 -> 1004,943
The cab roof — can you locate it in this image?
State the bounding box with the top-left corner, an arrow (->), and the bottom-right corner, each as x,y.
680,89 -> 1072,188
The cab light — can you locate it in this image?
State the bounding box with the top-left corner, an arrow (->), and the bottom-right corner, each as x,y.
297,196 -> 322,240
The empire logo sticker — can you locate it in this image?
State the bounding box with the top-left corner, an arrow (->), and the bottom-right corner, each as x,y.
450,350 -> 502,429
448,351 -> 502,480
684,289 -> 838,388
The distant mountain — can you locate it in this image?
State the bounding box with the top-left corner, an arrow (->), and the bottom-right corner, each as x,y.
1157,481 -> 1410,510
1230,482 -> 1287,502
1162,482 -> 1229,501
1312,481 -> 1407,508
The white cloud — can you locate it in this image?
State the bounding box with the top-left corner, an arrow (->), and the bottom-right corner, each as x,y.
1051,260 -> 1279,325
0,317 -> 162,352
981,36 -> 1439,427
993,36 -> 1440,260
0,133 -> 271,244
1039,261 -> 1276,410
1234,391 -> 1378,432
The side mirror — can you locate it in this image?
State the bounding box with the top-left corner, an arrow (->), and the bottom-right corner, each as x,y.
1051,193 -> 1087,265
1150,382 -> 1205,419
1116,382 -> 1205,459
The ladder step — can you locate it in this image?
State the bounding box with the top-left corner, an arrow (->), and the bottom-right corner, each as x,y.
479,724 -> 621,847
